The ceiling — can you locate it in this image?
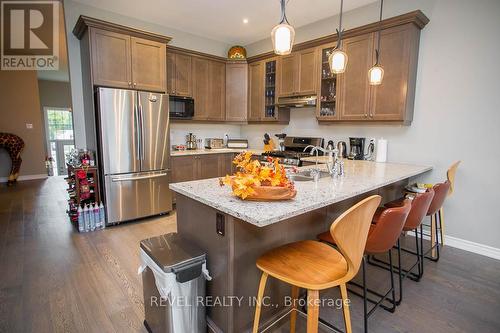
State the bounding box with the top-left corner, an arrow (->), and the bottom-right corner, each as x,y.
72,0 -> 377,45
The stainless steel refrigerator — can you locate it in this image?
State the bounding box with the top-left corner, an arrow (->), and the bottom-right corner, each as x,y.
96,87 -> 172,225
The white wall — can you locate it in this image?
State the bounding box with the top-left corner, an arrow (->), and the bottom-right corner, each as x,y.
242,0 -> 500,249
63,0 -> 234,148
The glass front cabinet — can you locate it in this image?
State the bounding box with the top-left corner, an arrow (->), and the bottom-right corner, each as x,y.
263,59 -> 278,120
317,44 -> 339,120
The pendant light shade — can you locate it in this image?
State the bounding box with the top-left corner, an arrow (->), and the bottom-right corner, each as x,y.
369,0 -> 385,85
329,0 -> 348,74
271,23 -> 295,55
368,64 -> 384,85
329,49 -> 348,74
272,0 -> 295,55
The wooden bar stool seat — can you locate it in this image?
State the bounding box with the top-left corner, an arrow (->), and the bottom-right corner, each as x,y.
252,195 -> 381,333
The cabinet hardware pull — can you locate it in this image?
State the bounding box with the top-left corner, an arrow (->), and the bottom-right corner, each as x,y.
128,82 -> 132,86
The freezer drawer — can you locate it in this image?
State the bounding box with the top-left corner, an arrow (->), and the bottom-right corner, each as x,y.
104,171 -> 172,224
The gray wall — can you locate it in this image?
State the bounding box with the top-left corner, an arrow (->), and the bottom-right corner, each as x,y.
38,80 -> 72,109
63,0 -> 232,148
242,0 -> 500,249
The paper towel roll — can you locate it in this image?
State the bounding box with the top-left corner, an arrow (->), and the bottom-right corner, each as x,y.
376,138 -> 388,162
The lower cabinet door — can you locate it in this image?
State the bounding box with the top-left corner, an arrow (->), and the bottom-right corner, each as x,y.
104,171 -> 172,224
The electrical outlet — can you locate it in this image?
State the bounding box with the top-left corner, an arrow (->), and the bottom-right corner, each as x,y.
26,123 -> 33,129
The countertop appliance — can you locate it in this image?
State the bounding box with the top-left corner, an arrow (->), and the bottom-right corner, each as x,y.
186,133 -> 197,150
227,139 -> 248,149
261,136 -> 324,167
96,87 -> 172,225
277,95 -> 317,108
205,138 -> 224,149
348,137 -> 365,160
169,95 -> 194,119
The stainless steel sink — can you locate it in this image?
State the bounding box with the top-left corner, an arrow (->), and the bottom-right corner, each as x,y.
288,170 -> 330,182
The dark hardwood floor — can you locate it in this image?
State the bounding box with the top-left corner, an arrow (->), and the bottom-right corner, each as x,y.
0,177 -> 499,333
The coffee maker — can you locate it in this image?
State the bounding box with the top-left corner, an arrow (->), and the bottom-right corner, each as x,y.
348,137 -> 365,160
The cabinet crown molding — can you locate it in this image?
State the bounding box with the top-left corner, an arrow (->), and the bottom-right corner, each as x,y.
73,15 -> 172,44
247,10 -> 429,63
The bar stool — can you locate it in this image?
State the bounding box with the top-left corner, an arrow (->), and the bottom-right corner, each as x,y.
370,188 -> 435,284
424,181 -> 451,261
438,161 -> 461,246
251,195 -> 381,333
317,200 -> 411,333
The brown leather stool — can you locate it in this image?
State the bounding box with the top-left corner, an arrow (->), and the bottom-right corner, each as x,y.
372,189 -> 435,284
252,196 -> 381,333
424,181 -> 451,261
318,200 -> 411,333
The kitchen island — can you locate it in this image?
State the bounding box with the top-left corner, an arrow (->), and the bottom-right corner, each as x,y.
170,160 -> 431,333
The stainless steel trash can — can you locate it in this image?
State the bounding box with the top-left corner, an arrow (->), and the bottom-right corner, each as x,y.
140,233 -> 208,333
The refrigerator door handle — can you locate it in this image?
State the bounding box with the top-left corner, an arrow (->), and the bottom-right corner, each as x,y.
134,103 -> 141,162
111,171 -> 170,182
139,103 -> 145,161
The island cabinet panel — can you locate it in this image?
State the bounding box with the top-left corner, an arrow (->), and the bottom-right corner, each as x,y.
207,61 -> 226,121
369,24 -> 419,122
337,33 -> 375,120
90,28 -> 132,89
248,61 -> 265,121
225,62 -> 248,122
167,52 -> 193,97
192,57 -> 210,120
130,37 -> 166,92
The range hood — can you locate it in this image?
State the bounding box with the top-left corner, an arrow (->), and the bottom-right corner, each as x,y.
277,95 -> 317,108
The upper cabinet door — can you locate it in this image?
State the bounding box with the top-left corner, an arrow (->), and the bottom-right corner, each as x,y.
131,37 -> 166,92
90,28 -> 132,89
174,53 -> 193,97
338,33 -> 375,120
192,57 -> 210,119
297,48 -> 317,95
370,25 -> 415,121
166,52 -> 176,94
278,54 -> 297,96
225,62 -> 248,122
248,61 -> 265,121
207,61 -> 226,121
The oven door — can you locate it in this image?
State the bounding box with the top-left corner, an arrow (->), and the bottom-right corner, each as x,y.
169,96 -> 194,119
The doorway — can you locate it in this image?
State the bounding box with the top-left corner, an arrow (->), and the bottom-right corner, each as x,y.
43,107 -> 75,176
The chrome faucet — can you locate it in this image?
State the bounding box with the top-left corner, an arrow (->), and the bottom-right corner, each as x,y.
303,145 -> 344,177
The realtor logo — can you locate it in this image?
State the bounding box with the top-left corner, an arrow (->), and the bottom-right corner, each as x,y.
1,1 -> 59,70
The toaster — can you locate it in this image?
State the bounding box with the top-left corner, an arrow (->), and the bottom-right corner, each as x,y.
204,138 -> 225,149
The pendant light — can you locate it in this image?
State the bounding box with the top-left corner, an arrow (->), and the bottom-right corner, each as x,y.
329,0 -> 348,74
368,0 -> 384,85
271,0 -> 295,55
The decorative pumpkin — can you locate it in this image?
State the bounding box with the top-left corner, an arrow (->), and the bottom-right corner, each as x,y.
227,45 -> 247,60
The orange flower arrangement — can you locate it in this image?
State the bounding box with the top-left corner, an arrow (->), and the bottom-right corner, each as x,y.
220,152 -> 296,200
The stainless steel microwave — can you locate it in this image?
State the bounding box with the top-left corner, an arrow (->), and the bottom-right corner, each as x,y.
169,96 -> 194,119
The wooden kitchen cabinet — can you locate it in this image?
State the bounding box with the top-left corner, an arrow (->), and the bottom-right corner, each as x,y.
207,61 -> 226,121
248,61 -> 264,121
130,37 -> 166,92
90,28 -> 132,89
167,51 -> 193,96
277,48 -> 317,97
225,62 -> 248,122
88,28 -> 166,92
192,57 -> 210,119
337,33 -> 375,120
369,24 -> 419,122
171,156 -> 198,183
197,154 -> 221,180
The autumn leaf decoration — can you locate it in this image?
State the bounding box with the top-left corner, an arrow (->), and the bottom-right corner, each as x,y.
220,152 -> 295,200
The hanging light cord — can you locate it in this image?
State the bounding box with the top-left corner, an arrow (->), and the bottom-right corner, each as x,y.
335,0 -> 345,50
375,0 -> 384,65
280,0 -> 291,24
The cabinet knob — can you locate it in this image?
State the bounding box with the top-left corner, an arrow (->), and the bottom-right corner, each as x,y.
128,82 -> 132,86
133,82 -> 137,86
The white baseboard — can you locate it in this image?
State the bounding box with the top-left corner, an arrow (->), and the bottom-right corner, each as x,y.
0,174 -> 48,183
408,231 -> 500,261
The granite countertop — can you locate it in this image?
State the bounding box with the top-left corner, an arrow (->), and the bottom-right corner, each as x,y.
300,155 -> 331,164
170,160 -> 432,227
171,148 -> 265,156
